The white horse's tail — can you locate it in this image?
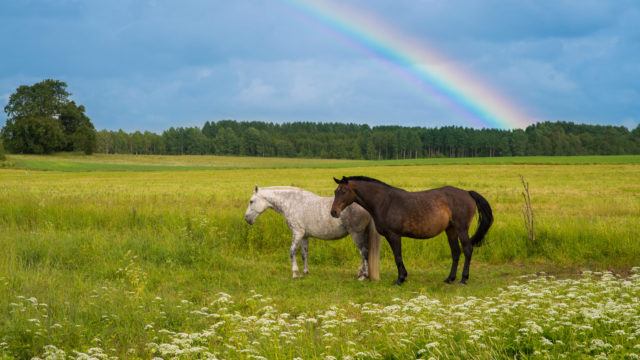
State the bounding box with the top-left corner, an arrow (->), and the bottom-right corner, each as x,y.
367,220 -> 381,281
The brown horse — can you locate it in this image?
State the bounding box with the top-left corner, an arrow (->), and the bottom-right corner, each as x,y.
330,176 -> 493,285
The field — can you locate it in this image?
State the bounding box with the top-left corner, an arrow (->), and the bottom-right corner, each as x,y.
1,154 -> 639,359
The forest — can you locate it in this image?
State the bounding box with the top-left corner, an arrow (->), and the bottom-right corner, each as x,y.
3,80 -> 639,159
96,120 -> 640,159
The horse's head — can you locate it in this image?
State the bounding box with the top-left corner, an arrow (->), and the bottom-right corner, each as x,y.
331,176 -> 357,218
244,186 -> 271,224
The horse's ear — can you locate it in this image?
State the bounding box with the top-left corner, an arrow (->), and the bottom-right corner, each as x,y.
254,185 -> 258,193
341,176 -> 348,183
333,177 -> 341,184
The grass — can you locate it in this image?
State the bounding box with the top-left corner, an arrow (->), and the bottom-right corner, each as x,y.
5,153 -> 640,172
0,154 -> 639,358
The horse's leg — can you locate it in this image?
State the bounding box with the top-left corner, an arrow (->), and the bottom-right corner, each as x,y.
386,233 -> 407,285
290,231 -> 304,278
301,237 -> 309,275
459,227 -> 473,284
352,232 -> 369,280
445,227 -> 461,284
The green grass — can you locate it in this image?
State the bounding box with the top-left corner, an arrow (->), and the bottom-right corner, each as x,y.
5,153 -> 640,172
1,154 -> 639,358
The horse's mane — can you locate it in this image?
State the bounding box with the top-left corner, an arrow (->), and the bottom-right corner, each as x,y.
258,186 -> 317,197
345,176 -> 394,188
261,186 -> 302,191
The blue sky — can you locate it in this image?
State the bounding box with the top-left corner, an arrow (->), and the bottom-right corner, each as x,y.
1,0 -> 639,131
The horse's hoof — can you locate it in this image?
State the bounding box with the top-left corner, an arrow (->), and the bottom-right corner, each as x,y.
444,278 -> 455,284
304,270 -> 309,275
394,278 -> 406,286
292,272 -> 302,279
358,275 -> 367,281
460,279 -> 468,285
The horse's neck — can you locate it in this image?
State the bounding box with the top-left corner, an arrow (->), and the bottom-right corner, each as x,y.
262,189 -> 305,216
353,181 -> 392,217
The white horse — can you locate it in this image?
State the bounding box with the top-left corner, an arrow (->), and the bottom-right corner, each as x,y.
244,186 -> 380,280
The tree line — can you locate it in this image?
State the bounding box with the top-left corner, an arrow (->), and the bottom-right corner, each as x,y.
96,120 -> 640,159
2,79 -> 639,158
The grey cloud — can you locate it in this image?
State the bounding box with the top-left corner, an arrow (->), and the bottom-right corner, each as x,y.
1,0 -> 639,129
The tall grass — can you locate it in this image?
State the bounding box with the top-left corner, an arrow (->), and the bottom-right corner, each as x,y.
0,156 -> 639,358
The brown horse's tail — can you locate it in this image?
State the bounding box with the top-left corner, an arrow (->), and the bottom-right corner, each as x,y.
366,220 -> 381,281
468,191 -> 494,247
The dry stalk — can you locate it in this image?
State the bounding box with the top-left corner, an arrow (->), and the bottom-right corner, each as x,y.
520,175 -> 535,243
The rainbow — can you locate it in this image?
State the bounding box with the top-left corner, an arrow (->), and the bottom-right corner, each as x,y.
285,0 -> 534,129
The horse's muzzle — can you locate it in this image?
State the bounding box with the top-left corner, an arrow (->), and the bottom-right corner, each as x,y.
244,214 -> 254,225
330,209 -> 339,218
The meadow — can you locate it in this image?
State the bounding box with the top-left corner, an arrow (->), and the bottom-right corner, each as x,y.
0,154 -> 639,359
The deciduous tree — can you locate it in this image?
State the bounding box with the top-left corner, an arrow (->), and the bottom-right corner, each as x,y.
1,79 -> 97,154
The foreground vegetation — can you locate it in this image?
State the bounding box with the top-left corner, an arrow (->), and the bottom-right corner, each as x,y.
21,271 -> 640,359
0,154 -> 639,358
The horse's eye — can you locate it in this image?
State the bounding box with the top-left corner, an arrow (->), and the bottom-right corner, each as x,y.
250,200 -> 254,204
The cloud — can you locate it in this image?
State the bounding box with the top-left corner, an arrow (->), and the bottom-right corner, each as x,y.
365,0 -> 621,43
502,60 -> 577,92
1,0 -> 639,129
621,118 -> 639,130
238,78 -> 276,105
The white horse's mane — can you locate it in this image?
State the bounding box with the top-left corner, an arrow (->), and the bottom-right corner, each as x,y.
259,186 -> 302,191
257,186 -> 318,197
259,186 -> 306,191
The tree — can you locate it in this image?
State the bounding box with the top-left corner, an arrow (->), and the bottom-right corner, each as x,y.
71,123 -> 97,155
113,130 -> 130,154
631,124 -> 640,153
144,131 -> 164,154
59,102 -> 97,153
1,79 -> 97,154
0,116 -> 65,154
4,79 -> 70,120
509,129 -> 527,156
96,130 -> 113,154
0,139 -> 5,160
407,131 -> 422,158
214,127 -> 240,155
131,131 -> 145,154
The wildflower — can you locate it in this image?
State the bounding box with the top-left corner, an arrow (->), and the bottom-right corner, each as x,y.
541,337 -> 553,346
425,341 -> 439,349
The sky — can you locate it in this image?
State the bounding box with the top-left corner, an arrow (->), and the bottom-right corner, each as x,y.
1,0 -> 639,131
